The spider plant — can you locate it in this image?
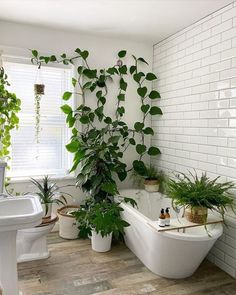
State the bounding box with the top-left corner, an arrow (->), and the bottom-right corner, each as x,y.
29,175 -> 71,217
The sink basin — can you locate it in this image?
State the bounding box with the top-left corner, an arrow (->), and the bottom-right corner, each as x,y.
0,196 -> 43,231
0,196 -> 43,295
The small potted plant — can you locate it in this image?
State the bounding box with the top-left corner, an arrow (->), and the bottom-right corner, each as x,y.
167,172 -> 235,224
29,175 -> 70,219
132,164 -> 164,193
73,198 -> 129,252
143,165 -> 165,192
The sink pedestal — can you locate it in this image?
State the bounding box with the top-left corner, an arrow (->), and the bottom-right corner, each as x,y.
0,231 -> 18,295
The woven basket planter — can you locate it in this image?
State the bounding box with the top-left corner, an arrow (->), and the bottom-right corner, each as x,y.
144,179 -> 159,192
57,205 -> 80,239
184,206 -> 208,224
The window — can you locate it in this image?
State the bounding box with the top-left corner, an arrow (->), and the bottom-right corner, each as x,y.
4,61 -> 73,179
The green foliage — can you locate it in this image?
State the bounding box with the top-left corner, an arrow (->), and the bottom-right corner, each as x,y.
0,67 -> 21,160
167,172 -> 235,220
30,48 -> 163,202
73,198 -> 130,239
29,175 -> 71,205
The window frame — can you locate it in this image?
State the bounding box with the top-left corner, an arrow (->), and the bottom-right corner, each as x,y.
3,56 -> 78,182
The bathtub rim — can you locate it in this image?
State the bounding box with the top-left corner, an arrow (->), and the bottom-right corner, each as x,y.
118,189 -> 223,242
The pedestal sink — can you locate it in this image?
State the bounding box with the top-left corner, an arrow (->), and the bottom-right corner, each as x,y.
0,196 -> 43,295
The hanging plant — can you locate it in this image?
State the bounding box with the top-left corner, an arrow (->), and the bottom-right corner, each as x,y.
31,50 -> 45,144
0,67 -> 21,160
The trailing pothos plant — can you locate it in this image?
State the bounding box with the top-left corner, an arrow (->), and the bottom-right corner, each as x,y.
30,48 -> 162,202
0,67 -> 21,161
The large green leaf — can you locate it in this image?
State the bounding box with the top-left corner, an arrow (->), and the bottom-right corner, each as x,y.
146,73 -> 157,81
61,104 -> 72,114
136,144 -> 147,155
118,93 -> 125,101
137,57 -> 148,65
130,65 -> 136,75
80,115 -> 90,124
149,106 -> 163,115
120,78 -> 127,91
137,87 -> 147,98
118,50 -> 127,58
32,50 -> 38,58
133,72 -> 145,83
119,65 -> 127,75
66,141 -> 80,153
80,50 -> 89,60
149,90 -> 161,99
134,122 -> 144,132
129,138 -> 136,145
141,104 -> 150,113
143,127 -> 154,135
104,117 -> 112,124
83,69 -> 97,79
132,160 -> 147,176
148,146 -> 161,156
63,91 -> 72,101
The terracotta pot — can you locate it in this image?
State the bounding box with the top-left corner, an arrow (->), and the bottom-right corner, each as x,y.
34,84 -> 45,95
184,206 -> 208,224
144,179 -> 159,192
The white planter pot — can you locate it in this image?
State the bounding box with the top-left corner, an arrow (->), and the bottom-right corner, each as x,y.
91,231 -> 112,252
42,203 -> 52,219
57,206 -> 80,240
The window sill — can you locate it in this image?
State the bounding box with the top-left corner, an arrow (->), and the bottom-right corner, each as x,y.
8,174 -> 76,184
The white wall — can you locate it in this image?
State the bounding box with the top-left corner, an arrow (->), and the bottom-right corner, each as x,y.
153,2 -> 236,277
0,20 -> 153,201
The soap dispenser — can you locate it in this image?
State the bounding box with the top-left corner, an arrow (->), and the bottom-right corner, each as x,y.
158,208 -> 166,227
165,207 -> 170,226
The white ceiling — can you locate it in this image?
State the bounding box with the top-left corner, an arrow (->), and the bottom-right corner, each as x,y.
0,0 -> 233,44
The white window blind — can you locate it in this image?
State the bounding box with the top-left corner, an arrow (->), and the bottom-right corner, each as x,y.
4,61 -> 73,178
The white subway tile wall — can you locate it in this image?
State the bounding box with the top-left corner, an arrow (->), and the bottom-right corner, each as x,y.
153,2 -> 236,277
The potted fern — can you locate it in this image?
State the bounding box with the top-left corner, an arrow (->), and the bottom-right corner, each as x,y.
167,172 -> 235,224
73,198 -> 130,252
29,176 -> 70,219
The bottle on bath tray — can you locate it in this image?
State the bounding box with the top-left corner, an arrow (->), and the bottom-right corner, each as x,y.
165,207 -> 170,226
158,208 -> 166,227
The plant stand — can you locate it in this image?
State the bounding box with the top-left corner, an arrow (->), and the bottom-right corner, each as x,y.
0,230 -> 18,295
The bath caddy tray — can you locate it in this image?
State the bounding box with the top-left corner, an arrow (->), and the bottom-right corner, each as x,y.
149,215 -> 223,232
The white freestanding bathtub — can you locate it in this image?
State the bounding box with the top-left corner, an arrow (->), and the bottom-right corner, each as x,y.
119,189 -> 223,279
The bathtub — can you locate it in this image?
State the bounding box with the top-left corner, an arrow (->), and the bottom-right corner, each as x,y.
118,189 -> 223,279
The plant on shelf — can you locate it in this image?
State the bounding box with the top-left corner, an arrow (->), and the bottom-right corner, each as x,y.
30,48 -> 162,201
73,198 -> 130,252
0,67 -> 21,161
167,172 -> 235,224
131,164 -> 165,193
29,175 -> 70,219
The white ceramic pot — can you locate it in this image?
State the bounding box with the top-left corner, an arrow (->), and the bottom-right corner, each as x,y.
42,203 -> 52,219
144,179 -> 159,192
57,206 -> 80,239
91,231 -> 112,252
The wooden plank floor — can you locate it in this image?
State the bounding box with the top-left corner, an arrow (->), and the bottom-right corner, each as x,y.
18,232 -> 236,295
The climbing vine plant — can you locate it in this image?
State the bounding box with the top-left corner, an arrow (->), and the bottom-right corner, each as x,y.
31,49 -> 162,201
0,67 -> 21,161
